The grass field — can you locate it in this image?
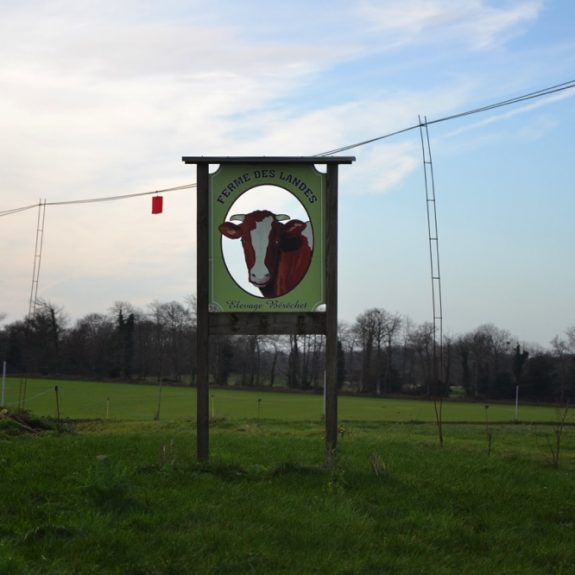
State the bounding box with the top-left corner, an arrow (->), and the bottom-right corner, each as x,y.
2,376 -> 570,423
2,378 -> 574,574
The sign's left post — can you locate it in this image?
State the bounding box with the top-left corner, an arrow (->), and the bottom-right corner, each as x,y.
196,163 -> 210,462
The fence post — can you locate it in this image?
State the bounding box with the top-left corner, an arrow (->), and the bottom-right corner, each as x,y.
55,385 -> 61,431
1,361 -> 6,407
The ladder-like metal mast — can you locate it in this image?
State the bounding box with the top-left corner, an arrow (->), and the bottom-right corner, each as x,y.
28,199 -> 47,316
418,117 -> 444,384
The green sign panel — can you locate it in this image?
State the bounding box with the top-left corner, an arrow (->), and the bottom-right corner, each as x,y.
209,163 -> 325,312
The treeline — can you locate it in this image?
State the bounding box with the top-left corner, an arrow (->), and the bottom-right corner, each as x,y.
1,300 -> 574,403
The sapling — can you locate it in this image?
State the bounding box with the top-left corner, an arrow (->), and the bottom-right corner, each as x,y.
545,403 -> 569,469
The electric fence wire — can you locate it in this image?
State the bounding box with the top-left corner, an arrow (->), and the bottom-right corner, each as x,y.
0,183 -> 197,218
4,387 -> 53,407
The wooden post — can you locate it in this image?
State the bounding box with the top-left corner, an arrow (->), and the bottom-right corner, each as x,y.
54,385 -> 61,432
325,163 -> 339,460
196,162 -> 210,462
1,361 -> 6,407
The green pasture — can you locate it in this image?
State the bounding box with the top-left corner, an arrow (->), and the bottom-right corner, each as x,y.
2,378 -> 574,574
2,377 -> 569,424
1,417 -> 574,574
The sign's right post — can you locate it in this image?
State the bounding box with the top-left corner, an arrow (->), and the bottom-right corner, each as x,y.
325,162 -> 339,461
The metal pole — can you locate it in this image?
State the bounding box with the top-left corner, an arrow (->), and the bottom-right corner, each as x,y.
515,385 -> 519,421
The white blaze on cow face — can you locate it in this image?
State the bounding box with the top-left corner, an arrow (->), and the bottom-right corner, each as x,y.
219,211 -> 292,293
248,215 -> 275,286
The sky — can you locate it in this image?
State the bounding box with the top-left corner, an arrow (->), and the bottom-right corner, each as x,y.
1,0 -> 574,348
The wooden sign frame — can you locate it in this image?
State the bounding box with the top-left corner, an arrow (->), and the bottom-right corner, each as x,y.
182,156 -> 355,462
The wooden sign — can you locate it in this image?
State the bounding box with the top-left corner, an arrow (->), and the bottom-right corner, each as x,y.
182,156 -> 355,462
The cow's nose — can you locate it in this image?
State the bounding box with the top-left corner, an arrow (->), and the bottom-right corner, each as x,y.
250,271 -> 271,285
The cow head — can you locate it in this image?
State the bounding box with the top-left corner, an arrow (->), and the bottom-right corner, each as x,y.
219,210 -> 307,290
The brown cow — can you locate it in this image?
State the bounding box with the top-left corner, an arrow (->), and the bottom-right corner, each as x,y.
219,210 -> 313,298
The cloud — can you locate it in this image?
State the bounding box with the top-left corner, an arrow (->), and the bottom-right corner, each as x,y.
359,0 -> 543,50
353,143 -> 420,194
437,89 -> 575,150
1,0 -> 569,341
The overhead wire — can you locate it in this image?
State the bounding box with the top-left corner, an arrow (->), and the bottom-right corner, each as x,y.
1,78 -> 574,214
0,204 -> 41,217
317,78 -> 575,156
46,183 -> 196,207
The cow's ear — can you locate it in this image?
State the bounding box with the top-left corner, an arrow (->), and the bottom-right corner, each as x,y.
282,219 -> 306,237
219,222 -> 242,239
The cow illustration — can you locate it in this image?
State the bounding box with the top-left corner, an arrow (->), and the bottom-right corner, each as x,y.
219,210 -> 313,298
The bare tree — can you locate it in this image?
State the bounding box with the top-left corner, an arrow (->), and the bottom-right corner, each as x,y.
25,300 -> 67,374
148,301 -> 194,383
65,313 -> 114,376
551,335 -> 573,404
408,322 -> 434,395
287,334 -> 300,388
353,309 -> 377,393
381,312 -> 402,393
261,335 -> 281,387
338,322 -> 358,391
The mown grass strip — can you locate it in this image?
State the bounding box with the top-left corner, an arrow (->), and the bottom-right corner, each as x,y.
3,377 -> 569,423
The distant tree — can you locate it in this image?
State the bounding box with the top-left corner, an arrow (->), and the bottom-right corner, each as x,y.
456,324 -> 513,399
408,322 -> 434,395
210,335 -> 234,386
567,326 -> 575,351
399,316 -> 416,390
24,301 -> 67,374
352,309 -> 402,394
148,300 -> 194,383
455,335 -> 472,396
4,321 -> 27,372
338,322 -> 358,390
235,335 -> 261,387
353,309 -> 378,393
513,344 -> 529,386
302,335 -> 324,390
63,313 -> 115,376
262,335 -> 281,387
550,331 -> 574,403
381,312 -> 402,393
522,352 -> 557,400
287,335 -> 300,389
443,335 -> 453,390
337,339 -> 345,391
